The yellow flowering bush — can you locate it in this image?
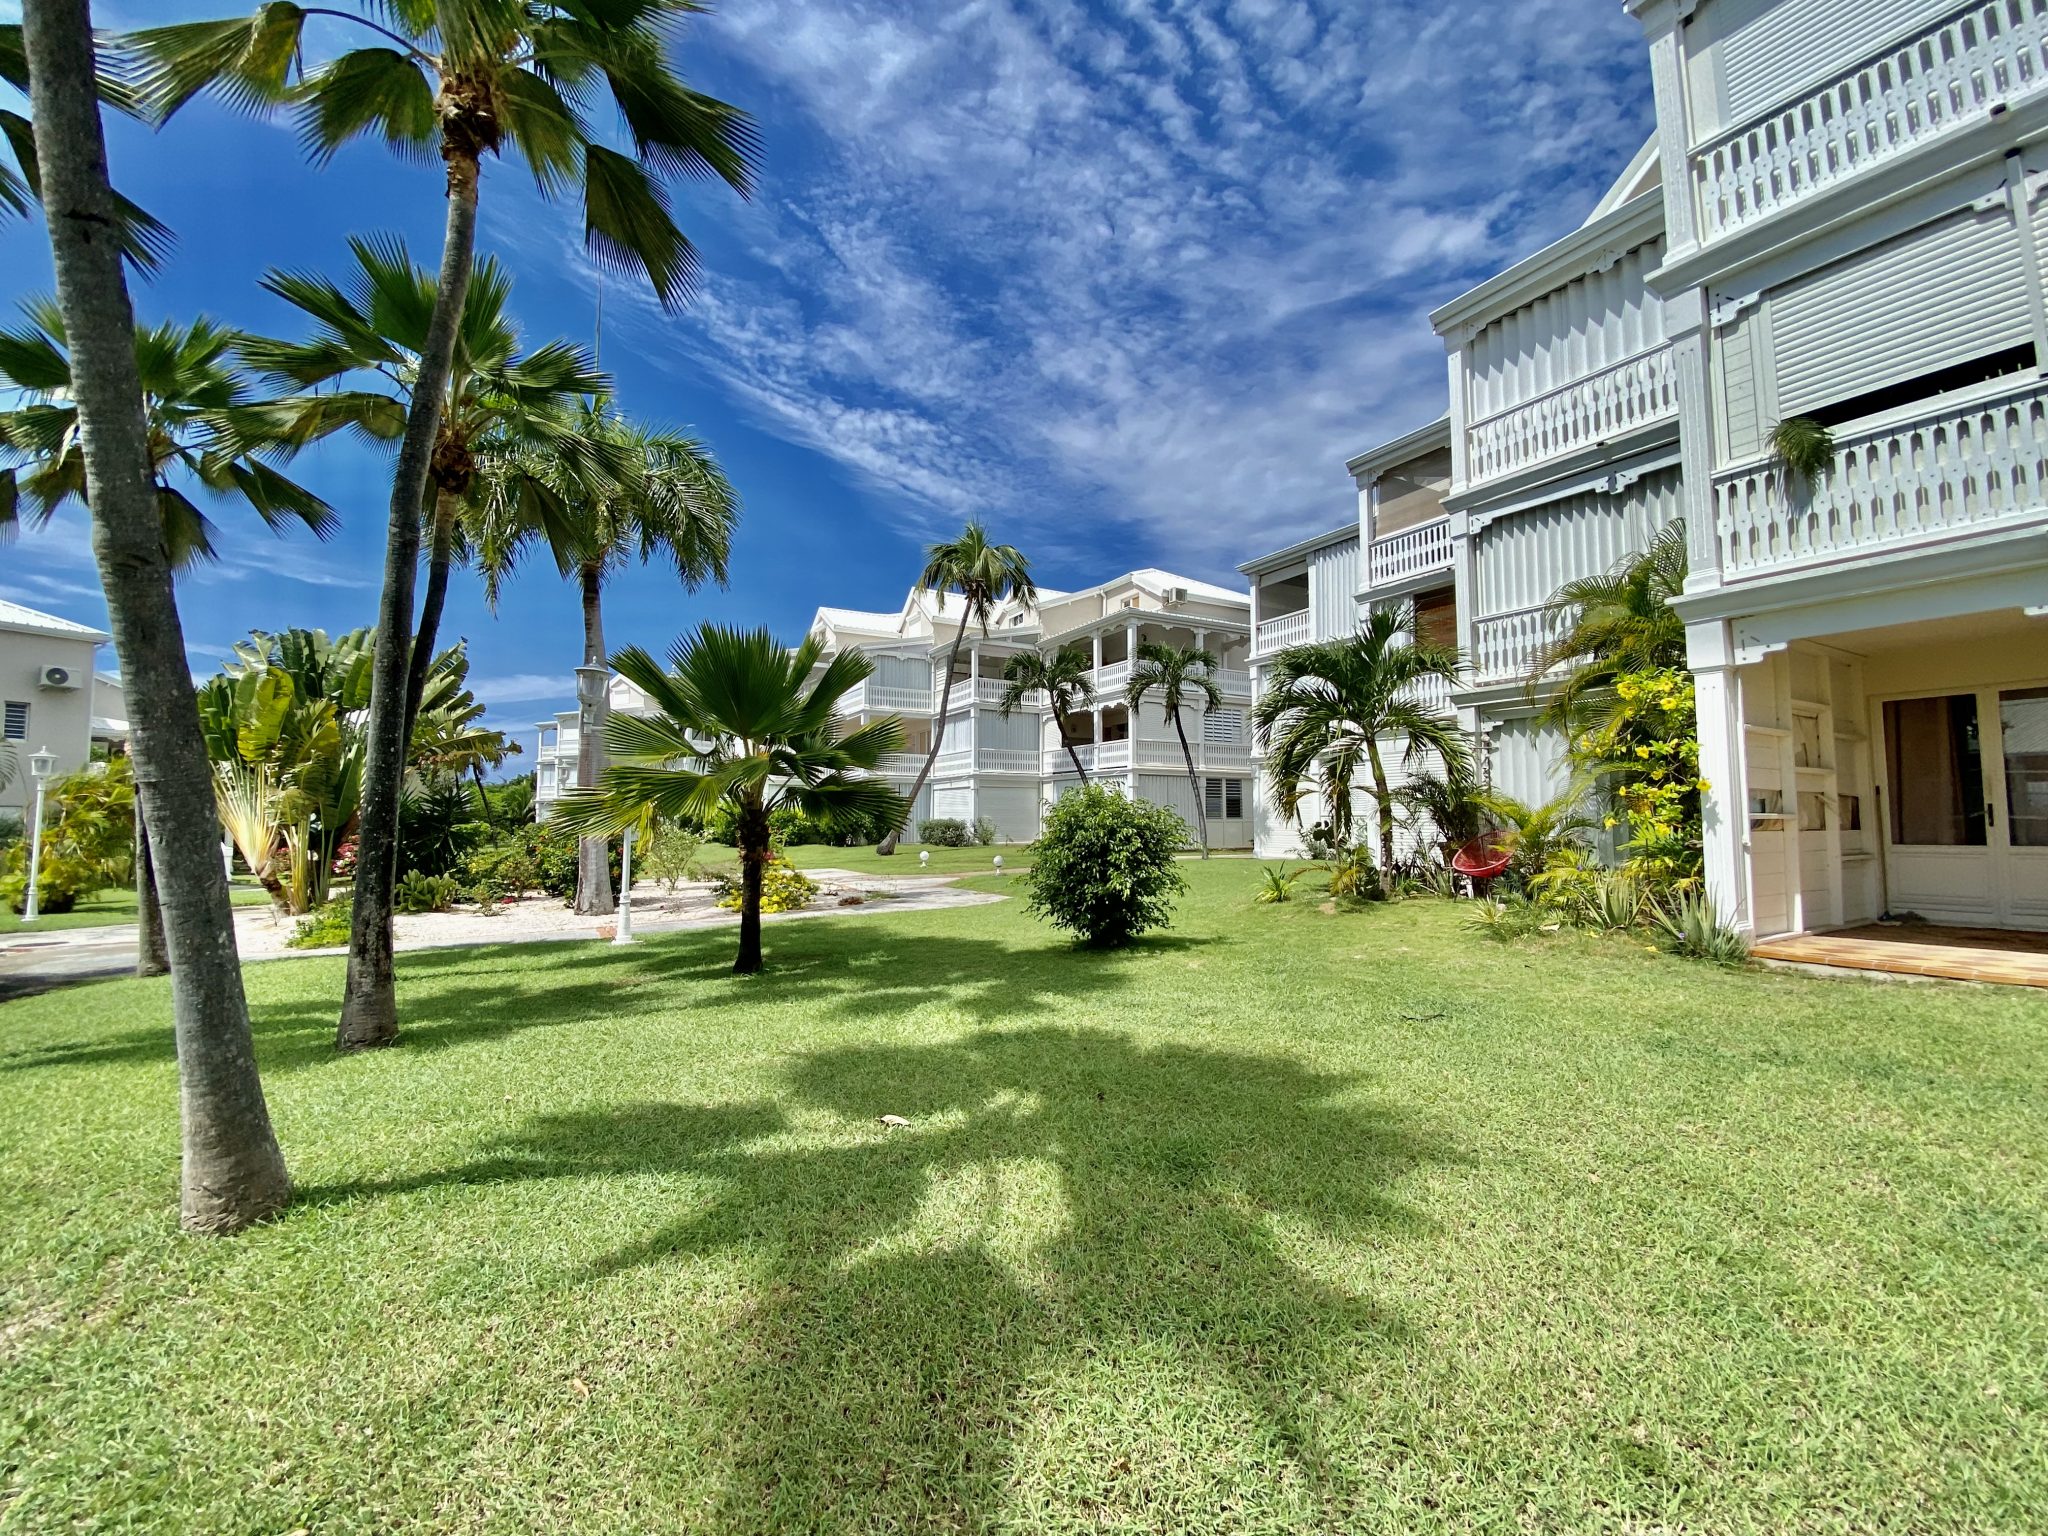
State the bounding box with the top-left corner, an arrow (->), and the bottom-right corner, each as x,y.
713,856 -> 818,915
1574,667 -> 1705,889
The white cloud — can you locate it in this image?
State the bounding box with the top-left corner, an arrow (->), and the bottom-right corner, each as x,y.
466,672 -> 575,707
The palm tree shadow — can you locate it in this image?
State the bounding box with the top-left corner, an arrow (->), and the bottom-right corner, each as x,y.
316,1025 -> 1449,1529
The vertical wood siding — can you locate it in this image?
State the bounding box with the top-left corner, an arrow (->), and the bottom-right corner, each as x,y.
1473,467 -> 1684,620
1466,238 -> 1669,424
1309,538 -> 1361,641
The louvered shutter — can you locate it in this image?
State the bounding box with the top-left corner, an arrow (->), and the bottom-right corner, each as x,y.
1689,0 -> 1952,129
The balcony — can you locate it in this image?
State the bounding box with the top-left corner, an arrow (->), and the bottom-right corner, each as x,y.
1471,604 -> 1568,685
1712,375 -> 2048,578
1095,658 -> 1131,692
934,746 -> 1040,776
1045,740 -> 1131,775
1466,348 -> 1677,486
1399,673 -> 1456,718
1691,1 -> 2048,242
1252,609 -> 1311,656
839,680 -> 934,715
1368,517 -> 1452,588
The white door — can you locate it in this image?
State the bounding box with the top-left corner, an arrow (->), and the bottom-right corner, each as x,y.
1878,684 -> 2048,928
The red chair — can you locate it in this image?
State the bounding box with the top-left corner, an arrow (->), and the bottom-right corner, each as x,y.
1452,833 -> 1513,886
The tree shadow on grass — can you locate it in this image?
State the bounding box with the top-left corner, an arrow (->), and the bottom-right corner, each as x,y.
309,1026 -> 1447,1531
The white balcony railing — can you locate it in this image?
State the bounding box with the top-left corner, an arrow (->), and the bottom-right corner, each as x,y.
840,681 -> 934,715
1212,668 -> 1255,695
1095,658 -> 1131,691
1253,609 -> 1311,656
1471,604 -> 1568,685
1692,1 -> 2048,242
1368,517 -> 1453,588
1399,673 -> 1456,718
1466,348 -> 1678,485
1713,375 -> 2048,577
933,745 -> 1039,775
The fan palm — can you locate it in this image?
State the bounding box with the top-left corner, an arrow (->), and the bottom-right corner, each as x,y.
473,397 -> 736,914
878,522 -> 1036,854
0,23 -> 172,273
1529,520 -> 1687,734
1125,642 -> 1224,855
246,234 -> 611,735
0,299 -> 350,566
999,649 -> 1094,784
1251,604 -> 1470,885
130,0 -> 756,1049
555,626 -> 905,975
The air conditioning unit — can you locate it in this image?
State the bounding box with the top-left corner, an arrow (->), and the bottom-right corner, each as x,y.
1164,586 -> 1188,605
39,664 -> 79,691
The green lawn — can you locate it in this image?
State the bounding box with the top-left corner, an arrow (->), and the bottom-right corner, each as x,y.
0,879 -> 270,935
766,841 -> 1036,875
0,864 -> 2042,1533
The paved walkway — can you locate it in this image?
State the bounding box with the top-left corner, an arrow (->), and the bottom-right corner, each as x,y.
0,868 -> 1007,1002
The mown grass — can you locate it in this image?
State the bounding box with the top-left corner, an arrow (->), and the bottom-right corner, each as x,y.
0,880 -> 270,935
0,863 -> 2042,1533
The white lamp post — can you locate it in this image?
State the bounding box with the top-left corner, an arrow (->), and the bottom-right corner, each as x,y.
992,854 -> 1004,874
919,849 -> 930,869
612,824 -> 637,945
22,745 -> 57,923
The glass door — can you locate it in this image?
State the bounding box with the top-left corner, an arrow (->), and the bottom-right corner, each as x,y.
1880,692 -> 1995,925
1996,687 -> 2048,925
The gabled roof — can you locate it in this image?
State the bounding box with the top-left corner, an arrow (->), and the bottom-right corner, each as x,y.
0,598 -> 111,643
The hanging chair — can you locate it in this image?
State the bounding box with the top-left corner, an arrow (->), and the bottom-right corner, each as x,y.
1451,832 -> 1514,882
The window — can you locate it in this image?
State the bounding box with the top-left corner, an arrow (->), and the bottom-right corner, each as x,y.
1202,708 -> 1243,746
1884,695 -> 1985,846
2001,687 -> 2048,848
1204,777 -> 1244,819
2,701 -> 25,741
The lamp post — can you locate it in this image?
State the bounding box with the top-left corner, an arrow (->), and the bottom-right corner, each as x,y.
613,824 -> 637,945
22,745 -> 57,923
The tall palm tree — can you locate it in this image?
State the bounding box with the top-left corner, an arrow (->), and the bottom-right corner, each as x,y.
1125,642 -> 1224,856
474,399 -> 737,914
1529,520 -> 1687,734
19,0 -> 288,1232
246,235 -> 611,736
0,299 -> 350,564
131,0 -> 757,1049
0,22 -> 171,273
1000,649 -> 1094,784
1251,604 -> 1470,885
878,522 -> 1036,855
556,626 -> 904,974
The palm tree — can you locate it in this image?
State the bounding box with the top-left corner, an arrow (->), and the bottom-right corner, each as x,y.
474,399 -> 737,914
0,299 -> 351,565
877,522 -> 1036,855
245,235 -> 611,736
1529,520 -> 1687,734
131,0 -> 757,1049
19,0 -> 288,1232
1000,649 -> 1095,785
0,22 -> 171,273
1125,642 -> 1225,855
556,626 -> 904,974
1251,604 -> 1470,884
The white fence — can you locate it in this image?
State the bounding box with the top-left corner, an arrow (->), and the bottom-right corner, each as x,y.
1368,517 -> 1453,587
1466,348 -> 1677,485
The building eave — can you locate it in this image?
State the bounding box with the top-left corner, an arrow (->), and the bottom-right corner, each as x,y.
1238,524 -> 1359,579
1344,415 -> 1452,484
1430,190 -> 1666,341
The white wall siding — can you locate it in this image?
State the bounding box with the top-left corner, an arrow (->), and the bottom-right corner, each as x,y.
1473,467 -> 1684,620
1466,238 -> 1669,423
1768,205 -> 2033,417
872,654 -> 931,692
1136,771 -> 1252,848
975,784 -> 1042,843
1485,716 -> 1571,809
1684,0 -> 1951,136
1309,538 -> 1361,640
1717,310 -> 1768,460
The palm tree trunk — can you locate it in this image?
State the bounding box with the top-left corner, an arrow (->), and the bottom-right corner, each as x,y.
1174,711 -> 1210,856
878,625 -> 969,855
735,799 -> 767,974
337,143 -> 482,1051
1364,735 -> 1395,890
23,0 -> 289,1231
401,487 -> 458,742
574,563 -> 616,916
134,801 -> 167,977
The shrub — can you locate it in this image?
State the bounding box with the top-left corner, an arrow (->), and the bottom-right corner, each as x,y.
397,776 -> 488,878
641,822 -> 705,892
1321,844 -> 1382,903
713,856 -> 818,914
768,804 -> 823,846
0,758 -> 135,914
287,892 -> 354,949
1653,891 -> 1750,964
919,818 -> 970,847
1469,893 -> 1552,943
532,820 -> 619,901
394,870 -> 460,914
1254,864 -> 1310,904
456,835 -> 543,901
971,816 -> 997,846
1022,784 -> 1188,948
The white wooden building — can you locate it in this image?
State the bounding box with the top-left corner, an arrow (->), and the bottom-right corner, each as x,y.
1246,0 -> 2048,939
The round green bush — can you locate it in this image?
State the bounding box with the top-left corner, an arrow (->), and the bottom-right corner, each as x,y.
1022,785 -> 1189,948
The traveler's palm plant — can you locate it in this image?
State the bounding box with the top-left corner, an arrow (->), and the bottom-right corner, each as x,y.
130,0 -> 756,1046
473,397 -> 736,914
1000,649 -> 1094,784
1529,519 -> 1687,735
1125,642 -> 1224,856
0,300 -> 349,566
556,626 -> 905,974
878,522 -> 1036,854
1251,603 -> 1468,886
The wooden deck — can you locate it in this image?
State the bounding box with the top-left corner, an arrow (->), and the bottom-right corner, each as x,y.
1752,925 -> 2048,989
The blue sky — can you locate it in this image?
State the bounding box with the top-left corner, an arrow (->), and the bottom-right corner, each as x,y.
2,0 -> 1656,749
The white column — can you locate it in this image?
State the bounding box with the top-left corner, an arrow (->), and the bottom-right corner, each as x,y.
1689,619 -> 1751,933
612,826 -> 636,944
966,643 -> 980,823
1633,0 -> 1698,258
1666,286 -> 1722,593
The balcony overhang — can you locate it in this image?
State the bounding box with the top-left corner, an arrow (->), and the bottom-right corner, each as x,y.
1447,436 -> 1681,525
1431,191 -> 1666,345
1345,415 -> 1452,488
1238,524 -> 1357,579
